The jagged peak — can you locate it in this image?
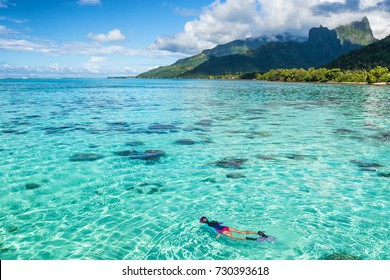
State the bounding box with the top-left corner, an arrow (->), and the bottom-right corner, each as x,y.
334,16 -> 376,47
336,16 -> 372,31
309,25 -> 336,41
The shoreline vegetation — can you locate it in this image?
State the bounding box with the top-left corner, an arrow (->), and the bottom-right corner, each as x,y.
201,66 -> 390,85
108,66 -> 390,85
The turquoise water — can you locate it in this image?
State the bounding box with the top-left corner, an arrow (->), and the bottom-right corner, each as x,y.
0,79 -> 389,260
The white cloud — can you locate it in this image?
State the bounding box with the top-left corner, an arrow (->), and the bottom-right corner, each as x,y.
0,0 -> 10,8
83,56 -> 107,74
87,29 -> 126,42
0,61 -> 149,78
0,62 -> 85,78
0,38 -> 187,59
0,16 -> 29,23
78,0 -> 101,6
0,24 -> 21,36
0,25 -> 9,34
0,39 -> 57,53
88,56 -> 106,63
151,0 -> 390,54
360,0 -> 381,9
0,0 -> 15,8
81,63 -> 101,73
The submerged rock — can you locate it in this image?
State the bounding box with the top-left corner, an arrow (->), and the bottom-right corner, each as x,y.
6,226 -> 18,233
125,141 -> 145,146
335,128 -> 356,134
201,139 -> 214,144
114,149 -> 165,161
285,154 -> 317,160
322,253 -> 361,260
246,116 -> 266,121
252,131 -> 272,137
226,130 -> 247,134
148,124 -> 179,131
25,115 -> 42,119
201,178 -> 217,183
349,136 -> 365,141
132,150 -> 165,161
182,127 -> 210,133
245,132 -> 272,139
360,167 -> 377,172
226,172 -> 246,179
25,183 -> 41,190
106,121 -> 129,127
113,150 -> 138,156
212,157 -> 248,169
43,125 -> 74,134
246,109 -> 268,115
350,160 -> 383,168
194,119 -> 213,126
255,154 -> 278,160
371,131 -> 390,142
377,172 -> 390,178
126,182 -> 165,194
105,122 -> 131,133
2,129 -> 27,135
1,247 -> 11,253
69,153 -> 104,162
174,139 -> 196,145
88,144 -> 100,149
146,187 -> 162,194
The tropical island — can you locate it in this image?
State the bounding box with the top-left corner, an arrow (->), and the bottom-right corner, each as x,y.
135,17 -> 390,84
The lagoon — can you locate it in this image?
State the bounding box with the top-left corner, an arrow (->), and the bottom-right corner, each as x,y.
0,79 -> 389,260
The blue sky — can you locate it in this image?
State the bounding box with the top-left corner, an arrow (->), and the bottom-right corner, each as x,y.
1,0 -> 390,78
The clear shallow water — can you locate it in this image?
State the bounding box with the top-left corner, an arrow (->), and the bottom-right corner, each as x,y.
0,79 -> 389,260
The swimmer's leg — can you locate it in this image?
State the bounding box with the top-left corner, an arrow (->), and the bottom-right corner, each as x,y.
229,227 -> 258,235
230,228 -> 268,237
221,231 -> 247,240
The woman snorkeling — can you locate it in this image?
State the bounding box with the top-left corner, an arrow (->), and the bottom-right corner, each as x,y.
200,216 -> 268,241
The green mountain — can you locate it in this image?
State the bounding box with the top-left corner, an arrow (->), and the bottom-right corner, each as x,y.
138,17 -> 376,78
137,53 -> 208,79
325,34 -> 390,69
335,16 -> 377,52
183,26 -> 345,77
137,34 -> 305,78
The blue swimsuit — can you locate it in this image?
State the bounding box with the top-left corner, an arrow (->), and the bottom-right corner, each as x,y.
208,221 -> 229,233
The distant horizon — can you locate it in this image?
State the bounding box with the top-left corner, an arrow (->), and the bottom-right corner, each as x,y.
2,0 -> 390,78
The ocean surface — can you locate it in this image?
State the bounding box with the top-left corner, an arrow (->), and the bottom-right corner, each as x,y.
0,78 -> 389,260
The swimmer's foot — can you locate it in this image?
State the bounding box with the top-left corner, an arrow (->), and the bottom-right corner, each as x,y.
258,231 -> 268,238
245,237 -> 257,241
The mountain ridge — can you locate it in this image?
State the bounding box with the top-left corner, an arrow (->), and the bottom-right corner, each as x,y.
138,17 -> 377,78
138,33 -> 306,78
182,26 -> 344,77
325,34 -> 390,69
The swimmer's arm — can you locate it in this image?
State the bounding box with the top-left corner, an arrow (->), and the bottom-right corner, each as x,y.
210,228 -> 218,234
208,226 -> 220,238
